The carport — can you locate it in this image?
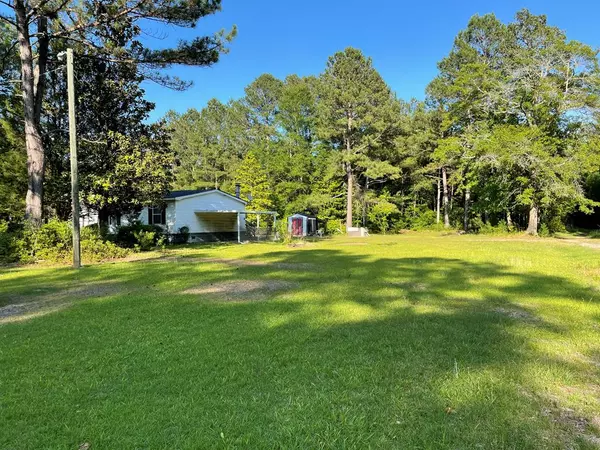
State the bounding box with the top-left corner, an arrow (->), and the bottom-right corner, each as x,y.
193,210 -> 278,243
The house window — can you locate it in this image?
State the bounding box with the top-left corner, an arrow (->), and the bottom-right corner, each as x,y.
148,206 -> 166,225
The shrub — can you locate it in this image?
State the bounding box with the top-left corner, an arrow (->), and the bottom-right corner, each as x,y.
1,219 -> 130,265
368,199 -> 399,234
538,223 -> 551,237
546,216 -> 566,234
113,222 -> 163,248
390,218 -> 409,233
588,229 -> 600,239
133,230 -> 156,251
472,217 -> 510,235
324,219 -> 345,235
81,235 -> 129,262
170,226 -> 190,244
274,219 -> 290,242
178,226 -> 190,243
33,219 -> 72,261
0,222 -> 20,263
406,206 -> 437,230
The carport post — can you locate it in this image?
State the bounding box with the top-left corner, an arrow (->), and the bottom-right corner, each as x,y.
237,212 -> 241,243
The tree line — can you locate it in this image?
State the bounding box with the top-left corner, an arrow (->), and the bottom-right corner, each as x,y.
1,7 -> 600,236
167,10 -> 600,234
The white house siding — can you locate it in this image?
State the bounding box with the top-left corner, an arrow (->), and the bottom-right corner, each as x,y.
172,191 -> 246,234
105,190 -> 247,241
124,201 -> 177,233
79,205 -> 98,228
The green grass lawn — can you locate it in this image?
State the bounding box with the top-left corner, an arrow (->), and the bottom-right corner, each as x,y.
1,233 -> 600,449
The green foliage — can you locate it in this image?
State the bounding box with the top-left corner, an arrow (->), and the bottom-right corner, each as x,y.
167,100 -> 250,191
164,24 -> 600,236
274,219 -> 292,243
236,151 -> 274,212
538,223 -> 551,238
0,222 -> 19,263
405,205 -> 437,230
471,217 -> 510,235
0,36 -> 25,222
427,9 -> 600,233
0,146 -> 26,220
0,220 -> 129,264
113,223 -> 164,249
545,216 -> 567,234
324,219 -> 346,235
4,0 -> 234,225
368,192 -> 399,234
475,126 -> 597,215
41,42 -> 179,222
318,47 -> 401,225
80,227 -> 130,262
3,6 -> 600,237
177,226 -> 190,244
134,230 -> 157,252
82,129 -> 175,219
30,219 -> 72,262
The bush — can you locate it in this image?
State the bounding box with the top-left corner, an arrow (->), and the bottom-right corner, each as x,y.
82,236 -> 129,261
538,223 -> 551,237
324,219 -> 345,235
33,219 -> 72,261
472,217 -> 510,235
546,216 -> 566,234
368,199 -> 399,234
80,226 -> 129,261
178,226 -> 190,243
274,219 -> 291,242
0,222 -> 20,263
406,206 -> 437,230
133,230 -> 156,251
1,219 -> 130,265
390,219 -> 409,233
170,226 -> 190,244
112,222 -> 164,249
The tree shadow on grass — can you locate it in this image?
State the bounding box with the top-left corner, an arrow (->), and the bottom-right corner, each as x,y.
169,249 -> 599,447
1,248 -> 599,448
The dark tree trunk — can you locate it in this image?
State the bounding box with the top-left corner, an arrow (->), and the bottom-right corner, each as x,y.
442,166 -> 449,228
16,1 -> 48,226
526,204 -> 539,235
436,174 -> 441,224
463,187 -> 470,231
98,207 -> 110,228
362,177 -> 369,227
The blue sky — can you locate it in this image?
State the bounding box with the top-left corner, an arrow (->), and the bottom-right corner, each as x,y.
142,0 -> 600,121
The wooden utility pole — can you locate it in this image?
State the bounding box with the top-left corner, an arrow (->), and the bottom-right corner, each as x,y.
66,48 -> 81,268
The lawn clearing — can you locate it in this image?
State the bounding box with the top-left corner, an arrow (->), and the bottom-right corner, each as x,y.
1,233 -> 600,449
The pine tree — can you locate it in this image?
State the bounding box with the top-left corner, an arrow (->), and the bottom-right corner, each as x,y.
317,48 -> 400,228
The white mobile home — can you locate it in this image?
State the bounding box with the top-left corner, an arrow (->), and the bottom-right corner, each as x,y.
112,189 -> 250,243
